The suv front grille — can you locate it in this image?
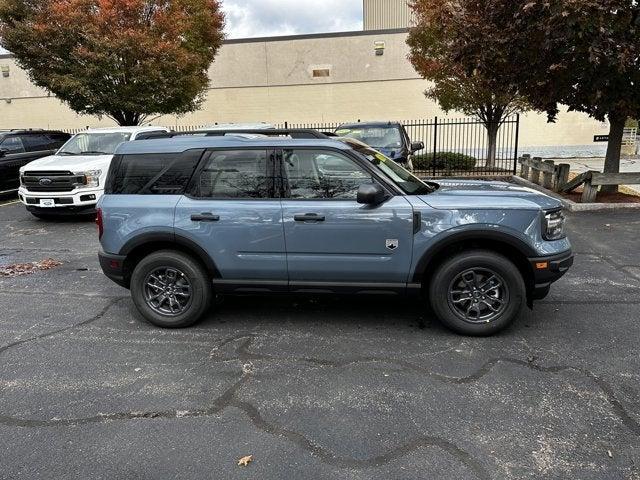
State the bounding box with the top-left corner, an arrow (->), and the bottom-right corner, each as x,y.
22,171 -> 84,192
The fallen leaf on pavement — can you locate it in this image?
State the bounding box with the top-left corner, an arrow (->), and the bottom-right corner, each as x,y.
237,455 -> 253,467
0,258 -> 63,277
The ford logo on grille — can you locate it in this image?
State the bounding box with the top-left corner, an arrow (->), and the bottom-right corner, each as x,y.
39,178 -> 53,186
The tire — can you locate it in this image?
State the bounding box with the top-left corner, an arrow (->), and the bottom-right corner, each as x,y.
130,250 -> 212,328
428,250 -> 525,336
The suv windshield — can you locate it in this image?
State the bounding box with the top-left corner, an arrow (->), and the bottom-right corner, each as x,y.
338,138 -> 435,195
336,125 -> 403,150
58,132 -> 131,156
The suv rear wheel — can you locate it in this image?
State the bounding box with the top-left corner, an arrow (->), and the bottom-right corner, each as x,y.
428,250 -> 525,336
130,250 -> 212,328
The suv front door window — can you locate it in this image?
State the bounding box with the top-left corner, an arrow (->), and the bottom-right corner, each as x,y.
280,148 -> 414,286
174,149 -> 287,286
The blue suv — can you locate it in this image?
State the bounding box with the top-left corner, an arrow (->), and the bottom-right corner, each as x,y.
97,131 -> 573,335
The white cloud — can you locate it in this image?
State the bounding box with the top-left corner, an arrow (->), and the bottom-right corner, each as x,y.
222,0 -> 363,39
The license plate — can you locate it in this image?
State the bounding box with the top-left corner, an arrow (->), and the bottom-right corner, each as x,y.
39,199 -> 55,208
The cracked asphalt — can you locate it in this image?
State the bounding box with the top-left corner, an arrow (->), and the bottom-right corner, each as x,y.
0,201 -> 639,479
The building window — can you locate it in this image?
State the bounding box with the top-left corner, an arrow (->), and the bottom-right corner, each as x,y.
312,68 -> 331,78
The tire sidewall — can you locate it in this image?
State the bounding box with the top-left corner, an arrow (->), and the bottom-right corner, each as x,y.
429,251 -> 525,336
130,250 -> 211,328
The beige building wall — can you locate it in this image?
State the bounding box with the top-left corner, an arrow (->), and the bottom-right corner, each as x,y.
364,0 -> 413,30
0,31 -> 609,147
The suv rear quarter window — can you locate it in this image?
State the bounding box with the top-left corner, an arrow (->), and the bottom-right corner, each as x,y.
107,150 -> 202,195
190,149 -> 272,199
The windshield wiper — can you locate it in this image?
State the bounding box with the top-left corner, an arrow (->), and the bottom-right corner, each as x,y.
57,151 -> 77,156
80,151 -> 108,155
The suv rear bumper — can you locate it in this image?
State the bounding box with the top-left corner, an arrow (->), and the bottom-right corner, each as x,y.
529,250 -> 574,300
99,250 -> 128,288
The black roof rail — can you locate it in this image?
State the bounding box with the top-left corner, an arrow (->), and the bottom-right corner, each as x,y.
134,128 -> 330,141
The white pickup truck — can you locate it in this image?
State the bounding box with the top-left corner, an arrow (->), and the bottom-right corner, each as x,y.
18,126 -> 168,218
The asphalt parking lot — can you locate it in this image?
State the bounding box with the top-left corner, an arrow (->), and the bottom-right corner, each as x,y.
0,200 -> 639,480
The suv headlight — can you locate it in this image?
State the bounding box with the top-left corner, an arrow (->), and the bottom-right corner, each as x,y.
76,170 -> 102,188
543,209 -> 566,240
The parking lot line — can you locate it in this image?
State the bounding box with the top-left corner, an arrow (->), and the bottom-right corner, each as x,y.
0,200 -> 20,207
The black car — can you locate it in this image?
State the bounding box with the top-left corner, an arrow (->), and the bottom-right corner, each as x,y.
0,129 -> 71,195
335,122 -> 424,169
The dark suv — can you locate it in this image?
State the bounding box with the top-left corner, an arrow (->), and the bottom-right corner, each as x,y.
335,122 -> 423,170
0,129 -> 70,195
97,130 -> 573,336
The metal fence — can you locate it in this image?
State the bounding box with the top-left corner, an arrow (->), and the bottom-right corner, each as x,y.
63,115 -> 520,177
276,115 -> 520,177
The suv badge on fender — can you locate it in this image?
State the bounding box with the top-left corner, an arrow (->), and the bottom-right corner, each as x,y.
386,239 -> 399,251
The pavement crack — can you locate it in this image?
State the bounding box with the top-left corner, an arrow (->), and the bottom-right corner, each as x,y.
0,297 -> 126,356
229,399 -> 490,478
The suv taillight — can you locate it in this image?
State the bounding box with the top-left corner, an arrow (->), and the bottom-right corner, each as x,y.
96,208 -> 103,240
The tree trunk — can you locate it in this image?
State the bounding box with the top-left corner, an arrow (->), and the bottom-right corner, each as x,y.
601,113 -> 626,194
485,121 -> 500,168
110,111 -> 142,126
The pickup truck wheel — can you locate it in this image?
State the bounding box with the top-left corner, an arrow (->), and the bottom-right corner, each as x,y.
130,250 -> 212,328
429,250 -> 525,336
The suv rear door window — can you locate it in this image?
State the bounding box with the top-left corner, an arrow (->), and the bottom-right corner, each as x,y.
21,134 -> 53,152
0,136 -> 25,154
283,149 -> 373,199
192,149 -> 272,199
109,151 -> 202,194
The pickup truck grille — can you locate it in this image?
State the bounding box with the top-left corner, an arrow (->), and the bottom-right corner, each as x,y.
22,171 -> 84,192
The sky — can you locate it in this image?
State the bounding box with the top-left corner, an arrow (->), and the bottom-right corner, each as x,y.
0,0 -> 363,53
222,0 -> 363,38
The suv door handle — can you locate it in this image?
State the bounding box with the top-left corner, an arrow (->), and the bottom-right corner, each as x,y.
191,213 -> 220,222
294,213 -> 325,222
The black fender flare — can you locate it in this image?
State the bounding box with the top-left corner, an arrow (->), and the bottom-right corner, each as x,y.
120,232 -> 220,278
411,227 -> 537,283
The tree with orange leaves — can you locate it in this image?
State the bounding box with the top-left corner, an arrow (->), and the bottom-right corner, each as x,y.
0,0 -> 225,125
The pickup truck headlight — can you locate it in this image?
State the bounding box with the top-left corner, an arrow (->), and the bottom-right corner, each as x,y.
76,170 -> 102,188
543,209 -> 566,240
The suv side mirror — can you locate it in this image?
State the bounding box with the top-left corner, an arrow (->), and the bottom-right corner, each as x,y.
411,141 -> 424,153
357,183 -> 387,205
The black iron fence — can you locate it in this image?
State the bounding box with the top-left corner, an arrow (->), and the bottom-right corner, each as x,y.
62,115 -> 520,177
281,115 -> 520,177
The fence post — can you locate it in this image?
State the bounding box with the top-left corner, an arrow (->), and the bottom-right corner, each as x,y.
542,160 -> 555,189
432,116 -> 438,177
581,178 -> 598,203
519,154 -> 530,179
555,163 -> 570,192
530,157 -> 542,184
513,113 -> 520,175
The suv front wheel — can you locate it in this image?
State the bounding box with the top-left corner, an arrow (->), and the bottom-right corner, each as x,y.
429,250 -> 526,336
130,250 -> 212,328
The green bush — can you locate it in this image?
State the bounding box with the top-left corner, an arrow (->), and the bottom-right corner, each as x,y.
413,152 -> 477,171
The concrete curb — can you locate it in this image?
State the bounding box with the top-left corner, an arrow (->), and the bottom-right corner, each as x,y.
510,175 -> 640,212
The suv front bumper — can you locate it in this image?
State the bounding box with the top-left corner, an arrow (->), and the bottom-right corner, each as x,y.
529,250 -> 574,300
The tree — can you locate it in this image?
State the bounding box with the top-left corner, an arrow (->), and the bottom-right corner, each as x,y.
0,0 -> 225,126
511,1 -> 640,193
407,0 -> 532,167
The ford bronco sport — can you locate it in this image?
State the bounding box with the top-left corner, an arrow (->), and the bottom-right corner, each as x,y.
97,130 -> 573,336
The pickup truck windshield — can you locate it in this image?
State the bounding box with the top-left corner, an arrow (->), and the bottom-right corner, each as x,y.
346,140 -> 435,195
336,125 -> 403,150
58,132 -> 131,156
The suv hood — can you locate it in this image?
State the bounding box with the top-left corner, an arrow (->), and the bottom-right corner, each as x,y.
20,154 -> 113,173
419,179 -> 562,211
